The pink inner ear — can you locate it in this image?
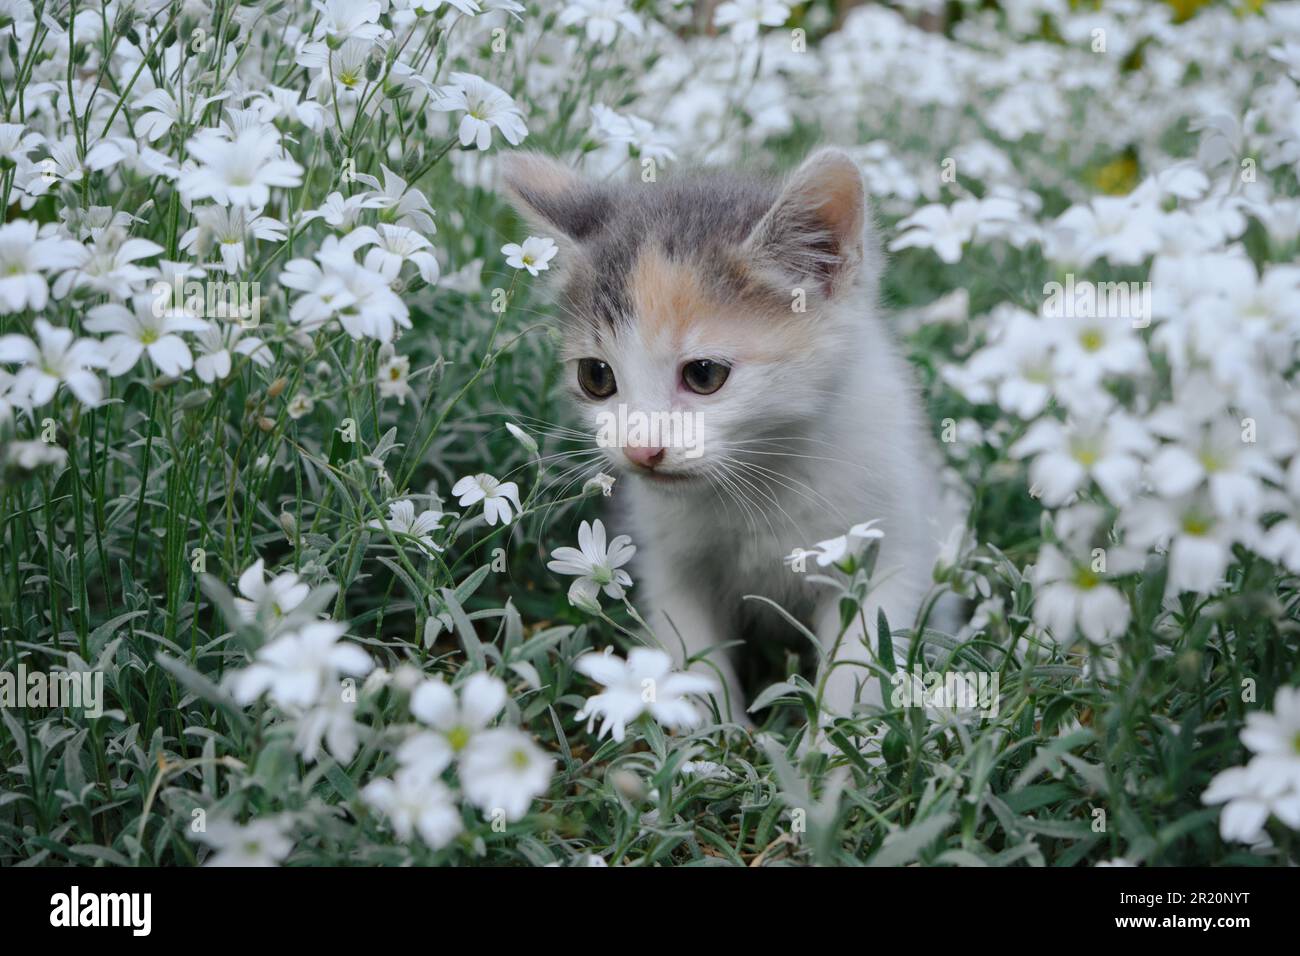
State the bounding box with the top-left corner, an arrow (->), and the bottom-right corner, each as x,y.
802,160 -> 865,254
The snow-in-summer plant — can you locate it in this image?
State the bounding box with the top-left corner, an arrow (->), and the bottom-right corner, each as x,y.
1,0 -> 1298,868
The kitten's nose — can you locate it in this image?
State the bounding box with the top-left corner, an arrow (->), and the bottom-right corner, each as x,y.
624,445 -> 666,470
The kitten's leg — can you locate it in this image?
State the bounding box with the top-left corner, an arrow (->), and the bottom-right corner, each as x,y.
641,563 -> 747,722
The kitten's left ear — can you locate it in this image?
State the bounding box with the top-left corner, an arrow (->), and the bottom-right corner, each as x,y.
743,148 -> 869,297
498,151 -> 612,243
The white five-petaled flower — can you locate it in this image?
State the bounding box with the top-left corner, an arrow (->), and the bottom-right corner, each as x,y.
1010,414 -> 1153,508
354,223 -> 441,285
229,620 -> 373,709
377,345 -> 414,405
583,473 -> 616,497
84,295 -> 209,377
312,0 -> 384,44
0,318 -> 106,407
1202,687 -> 1300,843
370,499 -> 447,554
233,557 -> 311,624
547,519 -> 635,609
432,72 -> 528,151
400,671 -> 507,783
193,816 -> 295,867
362,770 -> 462,849
787,520 -> 884,568
574,647 -> 719,743
178,127 -> 304,208
558,0 -> 643,45
501,236 -> 557,277
0,219 -> 85,313
193,322 -> 273,384
452,472 -> 523,526
713,0 -> 790,43
458,727 -> 554,822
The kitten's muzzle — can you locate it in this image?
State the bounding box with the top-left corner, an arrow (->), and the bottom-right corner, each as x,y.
623,445 -> 666,470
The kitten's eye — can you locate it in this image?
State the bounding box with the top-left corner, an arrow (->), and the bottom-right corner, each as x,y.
577,358 -> 617,398
682,359 -> 730,395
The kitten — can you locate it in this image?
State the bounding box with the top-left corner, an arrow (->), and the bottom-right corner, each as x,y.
502,148 -> 961,721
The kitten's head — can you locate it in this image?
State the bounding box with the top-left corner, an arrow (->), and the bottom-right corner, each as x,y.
500,148 -> 878,488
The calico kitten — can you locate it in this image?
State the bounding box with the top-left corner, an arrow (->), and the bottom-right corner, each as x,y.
501,148 -> 960,721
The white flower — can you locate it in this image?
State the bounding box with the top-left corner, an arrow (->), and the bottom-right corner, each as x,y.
354,224 -> 440,285
281,233 -> 411,343
0,318 -> 106,407
194,816 -> 294,867
377,348 -> 414,404
233,558 -> 311,624
1121,494 -> 1237,598
287,393 -> 315,419
84,295 -> 209,378
25,136 -> 125,198
890,197 -> 1021,264
1147,416 -> 1279,519
588,105 -> 676,164
193,323 -> 272,384
410,673 -> 506,751
432,72 -> 528,151
547,519 -> 635,606
1010,414 -> 1153,507
0,123 -> 42,168
459,727 -> 554,822
501,236 -> 557,276
559,0 -> 642,45
583,472 -> 616,497
352,164 -> 437,234
1202,688 -> 1300,843
53,228 -> 163,299
573,647 -> 719,742
401,672 -> 509,782
300,191 -> 388,231
178,205 -> 287,275
370,499 -> 446,554
713,0 -> 790,43
230,620 -> 373,709
1048,197 -> 1163,268
1031,544 -> 1130,645
505,421 -> 538,454
1047,311 -> 1148,386
954,306 -> 1054,419
293,694 -> 362,763
5,440 -> 68,471
452,472 -> 523,526
798,520 -> 885,567
363,770 -> 462,848
178,127 -> 304,208
312,0 -> 383,44
0,220 -> 84,313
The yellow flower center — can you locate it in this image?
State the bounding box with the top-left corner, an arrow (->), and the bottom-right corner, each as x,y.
447,725 -> 470,752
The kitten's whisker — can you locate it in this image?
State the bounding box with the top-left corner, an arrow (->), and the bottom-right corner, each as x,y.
707,461 -> 764,542
717,460 -> 788,544
721,454 -> 847,521
717,442 -> 878,477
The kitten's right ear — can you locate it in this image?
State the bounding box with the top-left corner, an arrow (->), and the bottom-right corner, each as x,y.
499,152 -> 612,242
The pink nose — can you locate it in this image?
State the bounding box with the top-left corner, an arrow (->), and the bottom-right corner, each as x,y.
624,445 -> 666,469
